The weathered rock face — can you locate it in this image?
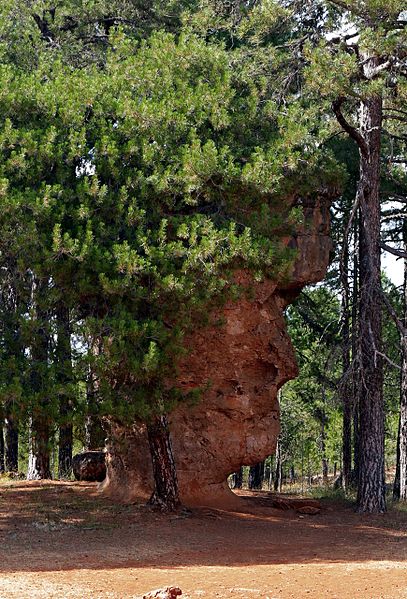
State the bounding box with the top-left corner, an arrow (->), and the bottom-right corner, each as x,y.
100,194 -> 332,507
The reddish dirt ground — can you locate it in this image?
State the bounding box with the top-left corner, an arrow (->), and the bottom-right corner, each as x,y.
0,480 -> 406,599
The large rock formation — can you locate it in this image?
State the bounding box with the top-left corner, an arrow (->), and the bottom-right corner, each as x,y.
100,193 -> 332,507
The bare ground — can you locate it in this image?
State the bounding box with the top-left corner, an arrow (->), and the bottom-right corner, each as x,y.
0,480 -> 406,599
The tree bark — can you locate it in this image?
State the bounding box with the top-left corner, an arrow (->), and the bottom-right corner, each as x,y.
341,235 -> 352,491
355,90 -> 386,513
274,439 -> 283,493
27,278 -> 52,480
397,222 -> 407,500
147,414 -> 180,511
394,417 -> 401,499
56,303 -> 73,479
319,391 -> 329,486
0,422 -> 5,474
352,218 -> 360,486
4,413 -> 18,472
231,467 -> 243,489
248,461 -> 264,490
85,339 -> 105,450
27,417 -> 52,479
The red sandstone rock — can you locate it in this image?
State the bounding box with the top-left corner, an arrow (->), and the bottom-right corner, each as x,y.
100,193 -> 334,507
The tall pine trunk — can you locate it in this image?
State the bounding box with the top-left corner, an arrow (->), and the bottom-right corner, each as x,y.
248,461 -> 264,490
27,278 -> 52,480
356,91 -> 386,513
394,418 -> 401,499
56,303 -> 73,479
319,390 -> 329,486
396,222 -> 407,500
0,422 -> 4,474
352,219 -> 360,486
85,339 -> 105,450
147,414 -> 180,511
341,236 -> 352,490
231,467 -> 243,489
274,439 -> 283,493
4,413 -> 18,472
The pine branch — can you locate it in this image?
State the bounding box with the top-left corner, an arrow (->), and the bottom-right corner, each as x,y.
375,350 -> 401,371
380,242 -> 407,258
332,97 -> 368,157
380,289 -> 406,337
32,13 -> 55,42
381,194 -> 407,203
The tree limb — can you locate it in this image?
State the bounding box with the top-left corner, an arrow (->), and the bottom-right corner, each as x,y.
380,289 -> 406,337
380,242 -> 407,258
381,194 -> 407,203
332,97 -> 368,157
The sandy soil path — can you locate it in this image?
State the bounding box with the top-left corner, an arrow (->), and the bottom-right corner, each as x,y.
0,481 -> 406,598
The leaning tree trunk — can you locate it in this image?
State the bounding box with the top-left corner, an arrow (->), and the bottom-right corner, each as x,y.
356,91 -> 386,513
147,414 -> 180,511
27,278 -> 52,480
397,222 -> 407,500
4,411 -> 18,473
56,303 -> 73,479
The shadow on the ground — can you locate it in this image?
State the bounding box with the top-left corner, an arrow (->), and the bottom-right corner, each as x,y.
0,481 -> 406,574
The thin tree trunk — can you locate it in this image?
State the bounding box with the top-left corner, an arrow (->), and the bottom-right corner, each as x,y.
27,278 -> 51,480
147,414 -> 180,511
341,235 -> 352,491
231,467 -> 243,489
4,413 -> 18,472
394,418 -> 401,499
356,90 -> 386,513
320,389 -> 329,486
85,339 -> 105,450
352,218 -> 360,486
322,455 -> 329,485
397,222 -> 407,500
269,455 -> 274,490
274,439 -> 282,493
56,303 -> 73,479
0,421 -> 5,474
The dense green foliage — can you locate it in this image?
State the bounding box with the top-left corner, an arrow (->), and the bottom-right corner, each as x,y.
0,0 -> 342,437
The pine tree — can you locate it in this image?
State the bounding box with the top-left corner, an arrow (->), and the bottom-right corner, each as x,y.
306,0 -> 406,513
